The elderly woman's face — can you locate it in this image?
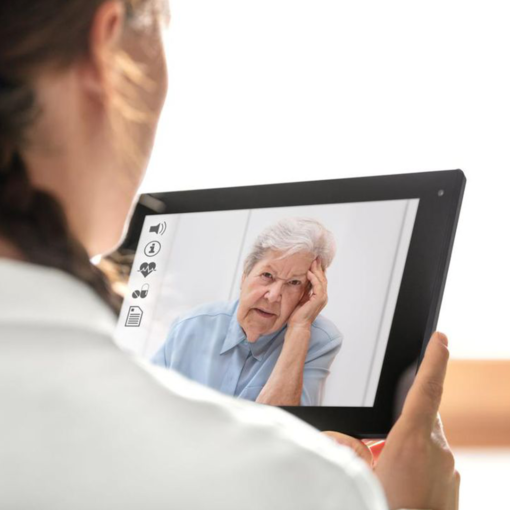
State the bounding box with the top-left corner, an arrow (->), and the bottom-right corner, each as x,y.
237,250 -> 315,342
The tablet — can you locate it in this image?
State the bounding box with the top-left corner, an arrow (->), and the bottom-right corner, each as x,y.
113,170 -> 465,438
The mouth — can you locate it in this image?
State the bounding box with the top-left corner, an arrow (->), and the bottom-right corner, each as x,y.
253,308 -> 277,319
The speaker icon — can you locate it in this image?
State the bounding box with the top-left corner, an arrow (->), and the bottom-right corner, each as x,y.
149,221 -> 167,235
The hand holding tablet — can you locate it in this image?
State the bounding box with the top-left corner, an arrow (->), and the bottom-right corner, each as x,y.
326,332 -> 460,509
374,331 -> 460,510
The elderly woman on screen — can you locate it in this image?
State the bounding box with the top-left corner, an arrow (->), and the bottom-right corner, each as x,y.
152,217 -> 342,406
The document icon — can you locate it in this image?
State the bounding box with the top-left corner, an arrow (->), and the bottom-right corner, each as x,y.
125,306 -> 143,327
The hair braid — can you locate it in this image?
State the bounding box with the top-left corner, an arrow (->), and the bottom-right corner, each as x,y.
0,0 -> 166,316
0,80 -> 121,315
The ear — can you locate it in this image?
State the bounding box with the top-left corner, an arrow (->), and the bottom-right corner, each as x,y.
80,1 -> 125,100
240,272 -> 246,288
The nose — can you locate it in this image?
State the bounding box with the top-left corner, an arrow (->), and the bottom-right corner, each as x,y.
265,281 -> 283,303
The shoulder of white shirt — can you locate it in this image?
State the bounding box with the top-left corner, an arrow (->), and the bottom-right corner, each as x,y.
0,258 -> 117,337
0,258 -> 429,510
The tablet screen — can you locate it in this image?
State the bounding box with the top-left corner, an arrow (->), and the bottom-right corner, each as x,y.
115,198 -> 420,407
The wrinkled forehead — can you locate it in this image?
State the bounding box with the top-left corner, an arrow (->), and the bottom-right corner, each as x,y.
254,250 -> 315,276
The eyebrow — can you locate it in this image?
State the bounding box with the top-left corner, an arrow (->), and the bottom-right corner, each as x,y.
262,265 -> 308,279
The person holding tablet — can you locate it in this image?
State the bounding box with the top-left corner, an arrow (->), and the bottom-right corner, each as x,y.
0,1 -> 460,509
152,217 -> 342,406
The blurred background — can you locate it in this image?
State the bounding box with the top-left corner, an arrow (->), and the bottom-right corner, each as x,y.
129,0 -> 510,506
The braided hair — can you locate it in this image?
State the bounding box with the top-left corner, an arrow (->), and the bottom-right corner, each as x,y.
0,0 -> 164,315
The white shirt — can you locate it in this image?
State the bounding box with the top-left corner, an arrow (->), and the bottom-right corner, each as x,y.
0,259 -> 389,510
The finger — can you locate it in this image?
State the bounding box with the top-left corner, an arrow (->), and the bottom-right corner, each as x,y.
446,469 -> 461,510
311,258 -> 327,286
401,332 -> 449,432
307,269 -> 324,298
307,264 -> 325,287
453,470 -> 461,510
322,431 -> 374,467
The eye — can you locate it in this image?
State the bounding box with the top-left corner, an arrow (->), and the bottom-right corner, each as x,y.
261,272 -> 273,281
288,280 -> 302,286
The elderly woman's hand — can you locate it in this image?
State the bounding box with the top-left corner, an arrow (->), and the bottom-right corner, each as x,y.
287,258 -> 328,330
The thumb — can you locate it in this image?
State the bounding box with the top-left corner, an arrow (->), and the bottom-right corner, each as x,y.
400,332 -> 449,432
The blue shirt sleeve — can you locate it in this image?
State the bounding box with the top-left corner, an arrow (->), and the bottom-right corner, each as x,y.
151,341 -> 168,367
151,319 -> 180,368
300,329 -> 343,406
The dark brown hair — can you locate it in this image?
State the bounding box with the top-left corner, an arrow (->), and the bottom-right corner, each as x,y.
0,0 -> 163,314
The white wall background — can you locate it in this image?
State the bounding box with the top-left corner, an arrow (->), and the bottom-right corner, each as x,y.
141,0 -> 510,360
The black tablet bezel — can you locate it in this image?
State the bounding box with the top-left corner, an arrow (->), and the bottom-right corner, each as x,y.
120,170 -> 466,437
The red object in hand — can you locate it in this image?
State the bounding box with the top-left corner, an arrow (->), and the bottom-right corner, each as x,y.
363,440 -> 386,463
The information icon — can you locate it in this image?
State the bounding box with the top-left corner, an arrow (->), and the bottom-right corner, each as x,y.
144,241 -> 161,257
125,306 -> 143,327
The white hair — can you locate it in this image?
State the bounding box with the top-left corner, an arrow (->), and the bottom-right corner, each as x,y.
243,217 -> 336,275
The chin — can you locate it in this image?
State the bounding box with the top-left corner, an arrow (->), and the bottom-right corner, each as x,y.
250,324 -> 276,341
86,225 -> 124,258
88,196 -> 137,258
243,324 -> 266,343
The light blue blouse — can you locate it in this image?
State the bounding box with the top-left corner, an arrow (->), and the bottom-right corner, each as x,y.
151,300 -> 342,406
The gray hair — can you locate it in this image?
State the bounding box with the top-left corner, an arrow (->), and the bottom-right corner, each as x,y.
243,217 -> 336,275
